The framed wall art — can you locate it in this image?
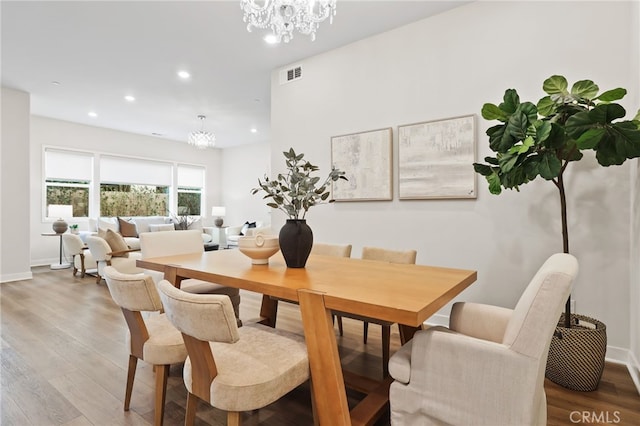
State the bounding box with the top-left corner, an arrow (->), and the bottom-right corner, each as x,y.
398,114 -> 476,199
331,127 -> 393,201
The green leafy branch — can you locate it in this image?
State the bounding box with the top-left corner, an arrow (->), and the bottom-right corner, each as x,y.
251,148 -> 347,219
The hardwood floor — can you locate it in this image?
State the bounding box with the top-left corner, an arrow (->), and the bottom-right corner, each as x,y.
2,266 -> 639,425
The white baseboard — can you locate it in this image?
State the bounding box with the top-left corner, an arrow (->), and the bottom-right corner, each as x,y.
627,351 -> 640,395
1,271 -> 33,283
30,257 -> 58,267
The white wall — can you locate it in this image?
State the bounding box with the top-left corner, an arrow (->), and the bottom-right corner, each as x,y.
630,0 -> 640,388
221,141 -> 271,227
29,116 -> 224,265
270,1 -> 638,350
1,88 -> 32,282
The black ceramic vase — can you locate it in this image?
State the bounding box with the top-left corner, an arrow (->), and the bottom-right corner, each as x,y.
279,219 -> 313,268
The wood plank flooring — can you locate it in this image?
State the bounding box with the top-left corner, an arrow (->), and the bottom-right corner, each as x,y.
1,266 -> 639,425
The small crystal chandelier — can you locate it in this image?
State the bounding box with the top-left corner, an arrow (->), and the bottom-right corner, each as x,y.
241,0 -> 337,43
188,115 -> 215,149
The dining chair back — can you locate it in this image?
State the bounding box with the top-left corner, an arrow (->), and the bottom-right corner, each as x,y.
157,280 -> 310,426
311,242 -> 352,258
103,266 -> 187,426
139,230 -> 242,326
335,246 -> 417,377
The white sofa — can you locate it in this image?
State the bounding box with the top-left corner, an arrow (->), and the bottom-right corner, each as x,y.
81,216 -> 214,249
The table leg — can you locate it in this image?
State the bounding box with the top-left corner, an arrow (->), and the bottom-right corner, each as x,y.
398,324 -> 422,345
298,289 -> 351,426
258,294 -> 278,327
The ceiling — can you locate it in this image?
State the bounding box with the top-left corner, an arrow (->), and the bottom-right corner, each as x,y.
2,1 -> 469,148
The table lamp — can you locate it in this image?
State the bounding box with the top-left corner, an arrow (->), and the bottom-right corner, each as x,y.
48,204 -> 73,233
211,206 -> 226,227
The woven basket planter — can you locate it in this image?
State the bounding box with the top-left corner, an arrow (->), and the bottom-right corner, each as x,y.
545,313 -> 607,392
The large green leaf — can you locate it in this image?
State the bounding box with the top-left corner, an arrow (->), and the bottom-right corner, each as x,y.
506,111 -> 530,140
611,121 -> 640,158
565,111 -> 594,139
473,163 -> 494,176
576,128 -> 606,150
596,88 -> 626,102
482,103 -> 507,121
523,157 -> 540,180
537,96 -> 556,117
538,152 -> 561,179
500,89 -> 520,114
543,75 -> 568,95
589,103 -> 626,124
487,124 -> 515,152
571,80 -> 599,100
535,121 -> 552,143
487,173 -> 502,195
595,133 -> 624,166
543,123 -> 567,149
498,152 -> 520,173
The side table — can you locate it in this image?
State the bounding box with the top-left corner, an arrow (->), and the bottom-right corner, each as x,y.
41,232 -> 71,270
211,226 -> 228,249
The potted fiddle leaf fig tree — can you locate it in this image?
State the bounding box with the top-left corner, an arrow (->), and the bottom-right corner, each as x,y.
252,148 -> 347,268
473,75 -> 640,391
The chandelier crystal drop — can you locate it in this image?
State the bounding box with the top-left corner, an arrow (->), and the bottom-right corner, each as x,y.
188,115 -> 215,149
241,0 -> 337,43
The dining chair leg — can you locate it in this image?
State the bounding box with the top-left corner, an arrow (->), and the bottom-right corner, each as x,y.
228,411 -> 241,426
382,324 -> 390,378
95,273 -> 102,284
154,364 -> 169,426
185,392 -> 198,426
72,255 -> 79,277
337,315 -> 344,336
80,253 -> 86,278
124,355 -> 137,411
363,321 -> 369,344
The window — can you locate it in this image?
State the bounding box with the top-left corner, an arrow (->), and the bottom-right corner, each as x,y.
99,156 -> 172,217
44,149 -> 92,218
177,165 -> 205,216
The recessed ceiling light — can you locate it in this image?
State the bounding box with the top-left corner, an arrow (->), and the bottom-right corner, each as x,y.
124,95 -> 135,102
88,111 -> 97,118
263,34 -> 279,44
250,128 -> 258,133
51,81 -> 62,86
151,132 -> 164,136
177,70 -> 191,79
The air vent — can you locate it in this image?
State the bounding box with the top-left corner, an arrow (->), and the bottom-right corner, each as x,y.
279,65 -> 303,85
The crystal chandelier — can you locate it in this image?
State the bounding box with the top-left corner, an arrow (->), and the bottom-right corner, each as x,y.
188,115 -> 215,149
241,0 -> 337,43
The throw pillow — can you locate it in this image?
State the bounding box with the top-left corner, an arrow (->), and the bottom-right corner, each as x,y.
104,229 -> 130,257
149,223 -> 175,232
240,221 -> 257,236
118,217 -> 138,237
97,227 -> 108,239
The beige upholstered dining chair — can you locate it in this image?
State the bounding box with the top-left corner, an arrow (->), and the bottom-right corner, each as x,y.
139,229 -> 242,326
156,280 -> 310,426
62,233 -> 97,277
388,253 -> 579,425
334,246 -> 417,377
103,266 -> 187,426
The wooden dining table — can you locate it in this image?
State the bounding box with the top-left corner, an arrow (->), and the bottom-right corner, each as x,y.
137,249 -> 477,426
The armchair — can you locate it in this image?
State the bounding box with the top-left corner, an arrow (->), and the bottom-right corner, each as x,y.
62,233 -> 97,277
86,236 -> 142,284
388,253 -> 579,425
